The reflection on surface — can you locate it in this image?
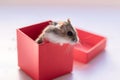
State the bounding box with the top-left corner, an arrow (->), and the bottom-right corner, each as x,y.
18,69 -> 32,80
54,73 -> 73,80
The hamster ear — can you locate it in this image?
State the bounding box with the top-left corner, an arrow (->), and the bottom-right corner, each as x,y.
53,22 -> 58,25
49,22 -> 58,25
67,18 -> 71,24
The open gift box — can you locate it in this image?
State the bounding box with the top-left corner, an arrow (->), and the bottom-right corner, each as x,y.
16,20 -> 106,80
16,21 -> 73,80
74,29 -> 106,63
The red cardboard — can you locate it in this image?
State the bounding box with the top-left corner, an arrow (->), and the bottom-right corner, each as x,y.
74,29 -> 106,63
16,21 -> 73,80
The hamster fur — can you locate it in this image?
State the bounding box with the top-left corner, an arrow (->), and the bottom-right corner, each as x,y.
35,19 -> 79,45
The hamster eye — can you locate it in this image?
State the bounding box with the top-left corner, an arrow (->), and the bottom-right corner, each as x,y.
67,31 -> 73,36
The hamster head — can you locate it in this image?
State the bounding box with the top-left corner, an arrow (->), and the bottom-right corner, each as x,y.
49,19 -> 79,45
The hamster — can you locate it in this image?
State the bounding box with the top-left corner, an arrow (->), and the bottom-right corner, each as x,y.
35,19 -> 79,45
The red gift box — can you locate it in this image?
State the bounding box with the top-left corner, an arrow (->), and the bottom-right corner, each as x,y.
17,20 -> 106,79
16,21 -> 73,80
73,29 -> 106,63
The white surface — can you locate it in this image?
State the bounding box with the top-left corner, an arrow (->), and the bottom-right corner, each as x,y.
0,6 -> 120,80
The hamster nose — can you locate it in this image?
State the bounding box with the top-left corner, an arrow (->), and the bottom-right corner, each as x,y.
72,38 -> 77,42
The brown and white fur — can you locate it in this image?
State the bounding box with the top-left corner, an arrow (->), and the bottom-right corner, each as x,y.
35,19 -> 79,45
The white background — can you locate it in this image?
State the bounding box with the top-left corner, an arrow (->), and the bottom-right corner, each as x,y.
0,0 -> 120,80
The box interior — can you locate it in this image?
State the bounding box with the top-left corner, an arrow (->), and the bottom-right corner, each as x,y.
19,21 -> 51,40
75,29 -> 105,52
